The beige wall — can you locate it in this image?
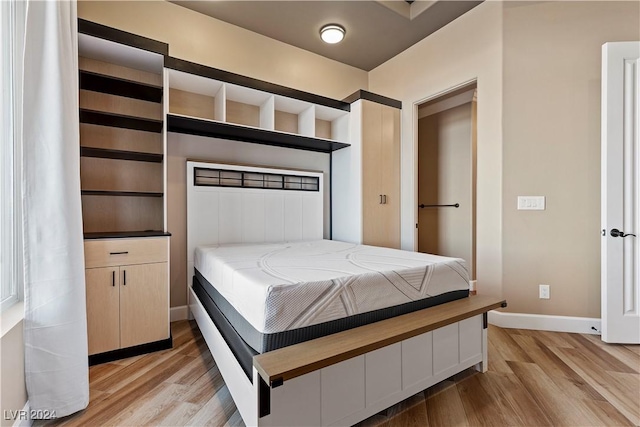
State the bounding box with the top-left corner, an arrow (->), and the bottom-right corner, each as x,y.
77,1 -> 367,100
78,0 -> 367,307
1,321 -> 27,426
368,1 -> 504,298
371,0 -> 639,318
501,1 -> 640,317
418,104 -> 473,276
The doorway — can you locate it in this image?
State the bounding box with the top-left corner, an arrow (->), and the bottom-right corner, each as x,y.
417,83 -> 477,284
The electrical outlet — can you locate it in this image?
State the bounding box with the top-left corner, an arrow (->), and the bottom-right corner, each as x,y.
539,284 -> 550,299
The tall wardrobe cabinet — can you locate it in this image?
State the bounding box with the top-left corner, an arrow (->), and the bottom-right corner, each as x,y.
333,93 -> 402,249
361,100 -> 401,248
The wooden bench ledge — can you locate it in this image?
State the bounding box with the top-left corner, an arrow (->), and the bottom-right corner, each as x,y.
253,294 -> 506,386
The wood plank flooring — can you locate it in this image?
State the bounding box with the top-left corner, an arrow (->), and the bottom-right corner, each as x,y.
41,321 -> 639,427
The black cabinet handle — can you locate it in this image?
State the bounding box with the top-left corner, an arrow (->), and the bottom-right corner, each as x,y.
379,195 -> 383,204
109,251 -> 128,255
123,270 -> 126,286
112,270 -> 115,287
383,195 -> 387,204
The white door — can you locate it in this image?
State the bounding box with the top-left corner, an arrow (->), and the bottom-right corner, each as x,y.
601,42 -> 640,344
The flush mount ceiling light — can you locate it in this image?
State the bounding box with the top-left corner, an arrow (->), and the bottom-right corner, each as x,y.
320,24 -> 345,44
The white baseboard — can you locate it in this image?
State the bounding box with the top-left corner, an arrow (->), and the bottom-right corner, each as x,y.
170,305 -> 189,322
488,310 -> 601,335
11,401 -> 32,427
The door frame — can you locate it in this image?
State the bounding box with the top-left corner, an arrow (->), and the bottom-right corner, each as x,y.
413,79 -> 477,281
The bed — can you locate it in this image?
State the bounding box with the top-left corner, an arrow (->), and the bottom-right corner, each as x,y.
186,161 -> 505,426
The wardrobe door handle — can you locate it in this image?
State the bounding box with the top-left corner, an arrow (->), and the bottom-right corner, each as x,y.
109,251 -> 128,255
123,270 -> 126,286
383,195 -> 387,204
112,270 -> 115,287
380,195 -> 383,204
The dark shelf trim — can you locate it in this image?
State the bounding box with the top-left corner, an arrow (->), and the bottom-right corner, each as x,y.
165,57 -> 350,112
80,109 -> 163,133
80,147 -> 163,163
167,115 -> 350,153
81,190 -> 163,198
78,19 -> 168,56
342,90 -> 402,110
80,70 -> 163,103
89,336 -> 172,366
84,230 -> 171,240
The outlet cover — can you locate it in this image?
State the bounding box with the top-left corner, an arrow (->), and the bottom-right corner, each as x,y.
518,196 -> 546,210
539,284 -> 550,299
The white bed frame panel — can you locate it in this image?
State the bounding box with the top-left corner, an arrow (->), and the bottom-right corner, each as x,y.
186,161 -> 487,426
186,161 -> 324,287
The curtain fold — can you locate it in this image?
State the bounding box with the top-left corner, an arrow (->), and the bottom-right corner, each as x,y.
22,0 -> 89,418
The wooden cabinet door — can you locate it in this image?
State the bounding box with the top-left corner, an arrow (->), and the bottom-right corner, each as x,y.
362,101 -> 383,247
86,267 -> 120,355
379,105 -> 401,249
119,262 -> 169,348
362,101 -> 401,249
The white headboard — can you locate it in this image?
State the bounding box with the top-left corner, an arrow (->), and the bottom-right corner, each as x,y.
186,161 -> 324,286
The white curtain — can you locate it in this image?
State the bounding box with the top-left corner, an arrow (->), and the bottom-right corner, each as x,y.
22,0 -> 89,417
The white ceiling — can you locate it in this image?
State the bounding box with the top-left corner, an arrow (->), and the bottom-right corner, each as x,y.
171,1 -> 483,71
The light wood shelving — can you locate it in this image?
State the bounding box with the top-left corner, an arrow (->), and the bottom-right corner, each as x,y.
78,20 -> 171,364
78,30 -> 167,238
165,58 -> 351,153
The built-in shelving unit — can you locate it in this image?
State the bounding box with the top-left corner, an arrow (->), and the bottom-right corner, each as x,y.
78,29 -> 167,237
165,57 -> 351,153
78,19 -> 172,364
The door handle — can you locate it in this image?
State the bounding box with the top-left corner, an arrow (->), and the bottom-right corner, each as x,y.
123,270 -> 126,286
112,270 -> 115,287
383,195 -> 387,204
379,195 -> 383,204
611,228 -> 636,238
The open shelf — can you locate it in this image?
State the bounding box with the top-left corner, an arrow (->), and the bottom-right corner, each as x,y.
165,56 -> 350,112
167,114 -> 350,153
80,147 -> 163,163
84,230 -> 171,240
80,109 -> 163,133
80,70 -> 163,103
166,67 -> 351,150
81,190 -> 163,197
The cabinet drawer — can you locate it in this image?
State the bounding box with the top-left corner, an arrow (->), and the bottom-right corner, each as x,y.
85,237 -> 168,268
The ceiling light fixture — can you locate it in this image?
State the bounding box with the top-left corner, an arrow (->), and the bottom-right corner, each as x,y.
320,24 -> 345,44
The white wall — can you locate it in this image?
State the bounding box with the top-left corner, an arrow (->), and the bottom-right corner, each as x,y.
369,1 -> 503,297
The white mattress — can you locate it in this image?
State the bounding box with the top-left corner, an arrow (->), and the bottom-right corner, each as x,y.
194,239 -> 469,334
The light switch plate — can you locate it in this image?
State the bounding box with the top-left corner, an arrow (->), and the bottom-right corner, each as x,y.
517,196 -> 545,210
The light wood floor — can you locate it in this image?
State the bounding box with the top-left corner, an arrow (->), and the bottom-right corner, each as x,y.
43,320 -> 639,427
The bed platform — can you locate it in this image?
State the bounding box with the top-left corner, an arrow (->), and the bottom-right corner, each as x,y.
186,161 -> 506,426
